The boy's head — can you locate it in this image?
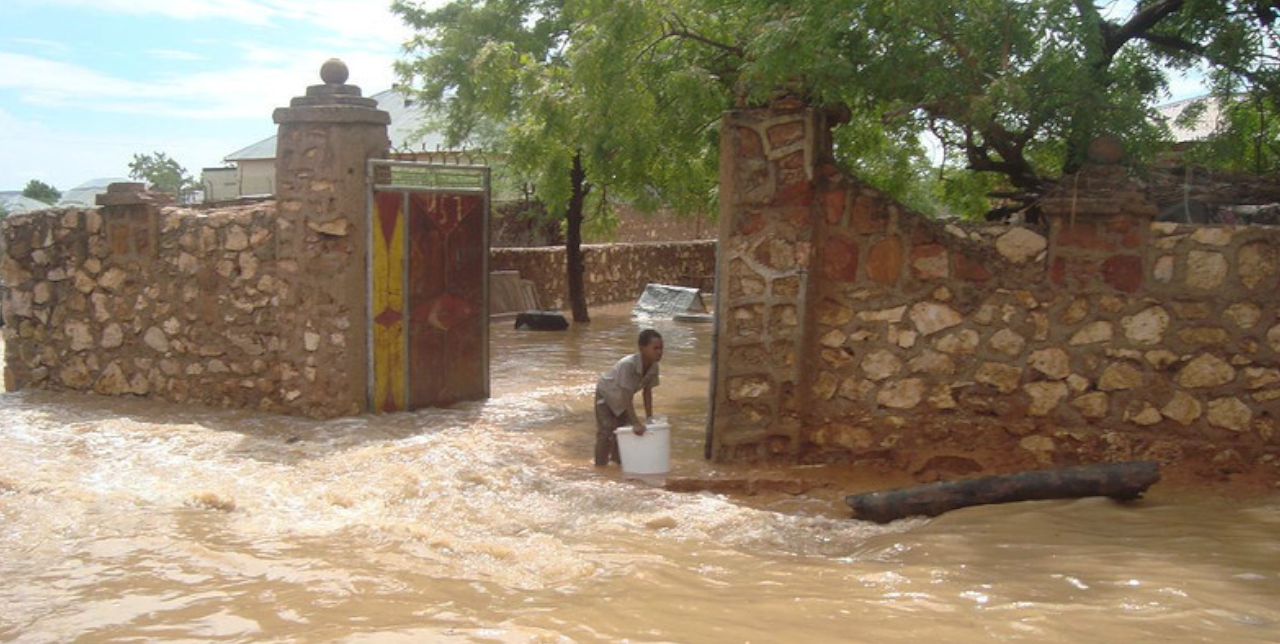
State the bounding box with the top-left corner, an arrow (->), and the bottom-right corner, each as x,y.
638,329 -> 664,364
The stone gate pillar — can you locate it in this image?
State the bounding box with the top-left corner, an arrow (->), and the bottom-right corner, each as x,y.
272,59 -> 390,416
709,102 -> 826,460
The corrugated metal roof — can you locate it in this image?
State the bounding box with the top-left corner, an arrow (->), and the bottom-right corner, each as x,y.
1155,95 -> 1225,142
224,89 -> 454,162
0,192 -> 55,213
58,177 -> 131,207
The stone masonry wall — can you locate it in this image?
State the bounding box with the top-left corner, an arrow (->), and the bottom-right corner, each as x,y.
1,199 -> 364,418
491,241 -> 717,309
712,104 -> 1280,481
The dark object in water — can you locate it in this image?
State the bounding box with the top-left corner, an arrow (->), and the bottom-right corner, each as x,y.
845,461 -> 1161,523
673,312 -> 714,323
514,311 -> 569,331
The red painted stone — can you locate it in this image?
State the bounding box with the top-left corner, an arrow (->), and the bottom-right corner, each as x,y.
737,127 -> 763,158
772,180 -> 813,207
866,236 -> 903,284
823,236 -> 859,282
1102,255 -> 1143,292
823,189 -> 846,225
736,210 -> 767,236
955,253 -> 992,282
1120,224 -> 1143,249
1054,221 -> 1113,250
850,196 -> 886,235
767,121 -> 806,149
1050,257 -> 1066,286
785,205 -> 811,228
910,243 -> 949,280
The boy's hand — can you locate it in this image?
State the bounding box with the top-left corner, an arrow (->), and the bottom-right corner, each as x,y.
633,421 -> 647,436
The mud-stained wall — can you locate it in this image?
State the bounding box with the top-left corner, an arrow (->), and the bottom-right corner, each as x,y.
491,241 -> 716,309
712,105 -> 1280,481
1,198 -> 365,417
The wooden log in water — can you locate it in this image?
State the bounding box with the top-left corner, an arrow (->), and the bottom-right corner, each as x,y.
845,461 -> 1161,523
514,311 -> 569,331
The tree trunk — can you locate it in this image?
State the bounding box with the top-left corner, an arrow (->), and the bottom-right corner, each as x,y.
565,152 -> 590,323
845,461 -> 1161,523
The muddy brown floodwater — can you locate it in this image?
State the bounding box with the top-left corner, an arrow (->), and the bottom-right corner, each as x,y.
2,303 -> 1279,643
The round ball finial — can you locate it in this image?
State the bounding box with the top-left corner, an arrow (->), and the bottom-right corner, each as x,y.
1087,134 -> 1124,165
320,58 -> 349,85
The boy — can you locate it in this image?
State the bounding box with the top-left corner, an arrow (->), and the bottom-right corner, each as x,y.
594,329 -> 664,466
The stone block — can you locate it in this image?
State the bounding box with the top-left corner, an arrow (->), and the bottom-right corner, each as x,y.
1207,397 -> 1252,432
954,253 -> 992,282
1153,254 -> 1174,283
1070,321 -> 1113,345
989,328 -> 1026,356
976,362 -> 1022,393
861,349 -> 903,381
909,301 -> 962,336
1024,381 -> 1068,416
1175,354 -> 1235,388
1185,250 -> 1227,290
876,378 -> 925,409
995,227 -> 1047,264
767,121 -> 806,148
909,244 -> 949,280
1121,306 -> 1170,345
1072,392 -> 1110,419
1029,347 -> 1071,380
1237,240 -> 1277,290
1223,303 -> 1261,329
934,329 -> 980,355
823,189 -> 847,225
1160,391 -> 1202,426
1098,361 -> 1144,391
822,237 -> 859,282
865,237 -> 903,284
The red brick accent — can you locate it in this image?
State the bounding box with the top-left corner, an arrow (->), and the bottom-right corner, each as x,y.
1054,221 -> 1114,250
823,189 -> 846,225
823,236 -> 859,282
767,121 -> 806,149
736,210 -> 766,236
1102,255 -> 1143,292
866,236 -> 903,284
850,196 -> 886,234
955,253 -> 992,282
737,127 -> 763,158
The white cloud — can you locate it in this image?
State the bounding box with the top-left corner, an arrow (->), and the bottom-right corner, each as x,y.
147,49 -> 208,61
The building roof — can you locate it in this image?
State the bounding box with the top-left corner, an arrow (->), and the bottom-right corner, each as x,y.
224,89 -> 453,162
58,177 -> 131,207
0,192 -> 54,214
1155,95 -> 1225,142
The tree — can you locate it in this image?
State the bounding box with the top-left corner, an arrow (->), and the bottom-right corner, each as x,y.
721,0 -> 1280,217
22,179 -> 60,205
393,0 -> 726,322
128,151 -> 195,197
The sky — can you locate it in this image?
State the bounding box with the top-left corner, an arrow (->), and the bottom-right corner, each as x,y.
0,0 -> 446,192
0,0 -> 1210,194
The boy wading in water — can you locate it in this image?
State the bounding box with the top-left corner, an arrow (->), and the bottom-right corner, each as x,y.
594,329 -> 663,467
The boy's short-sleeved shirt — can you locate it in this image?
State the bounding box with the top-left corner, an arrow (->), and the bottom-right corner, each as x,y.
596,353 -> 660,415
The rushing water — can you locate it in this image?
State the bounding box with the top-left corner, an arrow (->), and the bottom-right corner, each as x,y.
2,304 -> 1279,643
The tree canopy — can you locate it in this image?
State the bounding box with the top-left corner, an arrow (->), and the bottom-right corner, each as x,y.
22,179 -> 61,205
128,152 -> 194,196
393,0 -> 1280,223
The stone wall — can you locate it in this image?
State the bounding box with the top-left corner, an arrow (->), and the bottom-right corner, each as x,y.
711,104 -> 1280,481
491,241 -> 717,310
1,199 -> 364,417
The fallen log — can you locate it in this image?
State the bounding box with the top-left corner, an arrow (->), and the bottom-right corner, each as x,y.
845,461 -> 1160,523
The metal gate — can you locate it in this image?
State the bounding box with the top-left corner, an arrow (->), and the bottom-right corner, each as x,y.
367,160 -> 490,413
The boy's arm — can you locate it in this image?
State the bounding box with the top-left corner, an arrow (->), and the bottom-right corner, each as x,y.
643,385 -> 653,421
623,397 -> 646,435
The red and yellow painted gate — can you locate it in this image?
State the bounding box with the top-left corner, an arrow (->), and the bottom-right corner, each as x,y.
368,161 -> 490,412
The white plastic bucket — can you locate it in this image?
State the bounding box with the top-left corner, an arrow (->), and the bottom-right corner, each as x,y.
614,419 -> 670,475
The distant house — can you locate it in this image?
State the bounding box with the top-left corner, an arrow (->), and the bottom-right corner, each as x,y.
0,192 -> 52,214
209,89 -> 452,202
